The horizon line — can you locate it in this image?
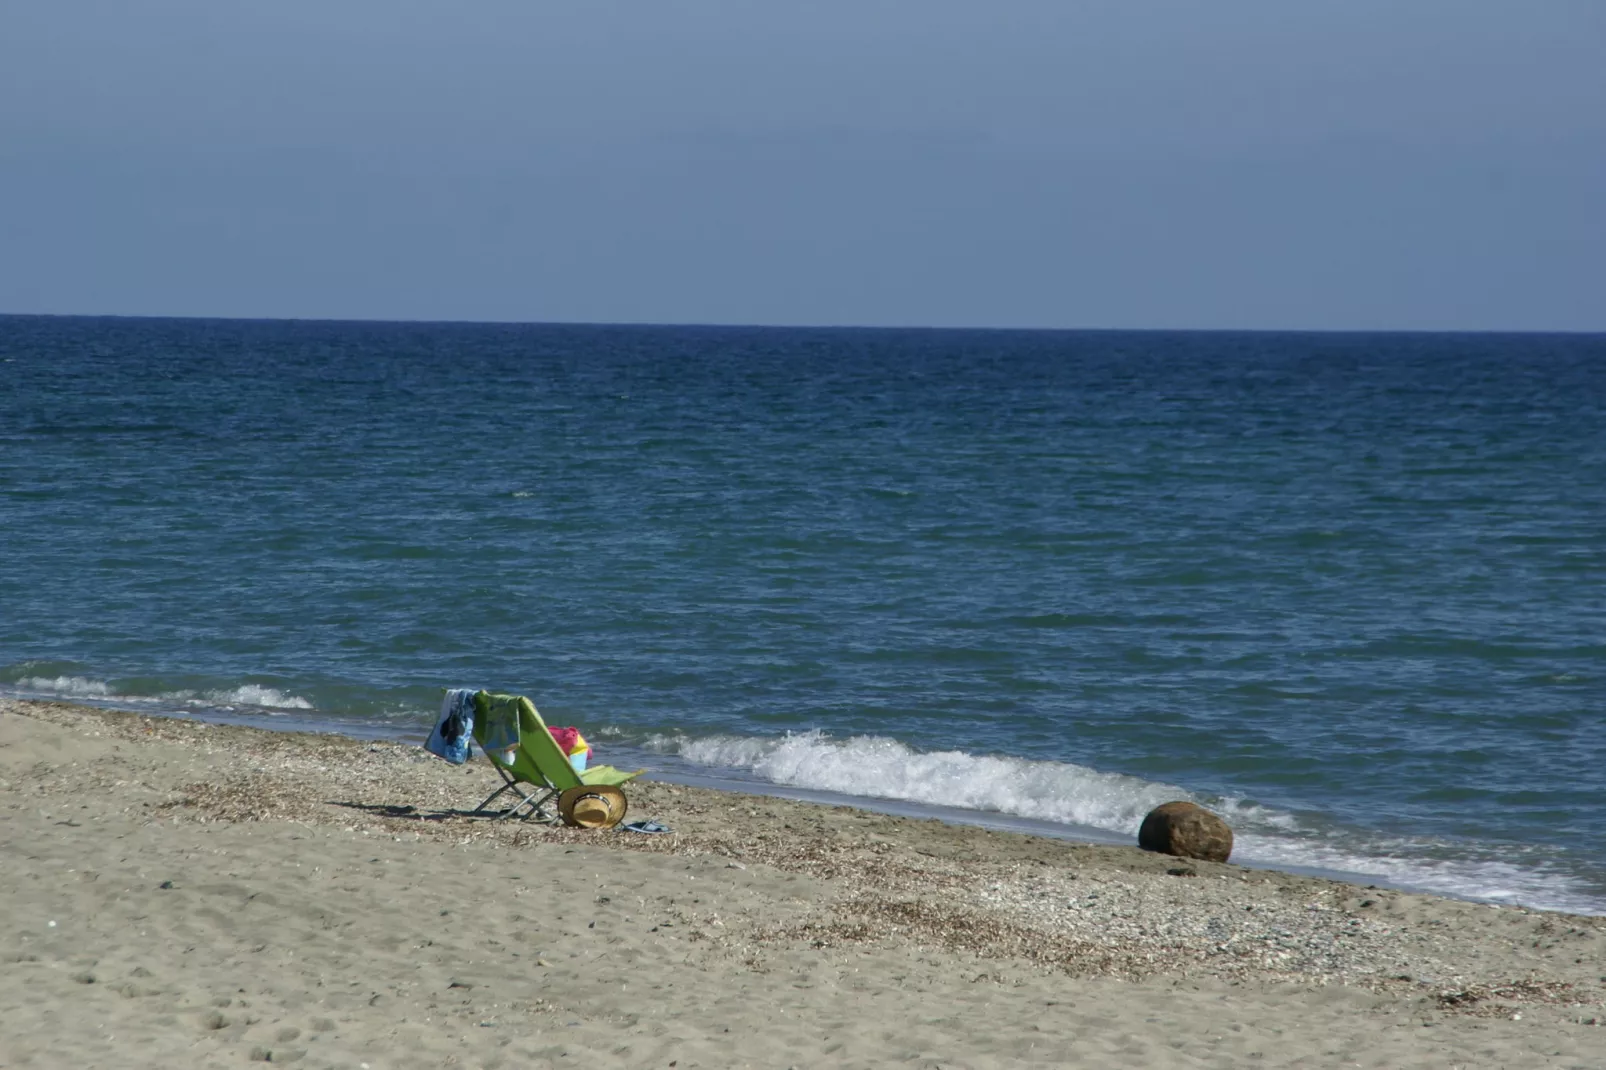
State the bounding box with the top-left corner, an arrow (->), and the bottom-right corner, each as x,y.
2,309 -> 1603,338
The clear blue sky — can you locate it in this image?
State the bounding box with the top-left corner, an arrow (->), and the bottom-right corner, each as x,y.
2,2 -> 1602,330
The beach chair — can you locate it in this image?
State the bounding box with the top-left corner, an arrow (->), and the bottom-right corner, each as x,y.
469,691 -> 640,827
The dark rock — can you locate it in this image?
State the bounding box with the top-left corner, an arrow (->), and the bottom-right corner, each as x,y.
1138,801 -> 1233,862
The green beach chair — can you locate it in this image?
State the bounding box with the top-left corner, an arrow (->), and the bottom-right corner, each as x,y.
469,691 -> 641,827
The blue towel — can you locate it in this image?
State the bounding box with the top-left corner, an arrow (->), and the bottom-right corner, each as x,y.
425,688 -> 476,764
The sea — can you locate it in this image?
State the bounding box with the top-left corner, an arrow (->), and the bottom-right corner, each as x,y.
3,314 -> 1604,914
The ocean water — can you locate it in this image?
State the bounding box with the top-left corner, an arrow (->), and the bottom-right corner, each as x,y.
3,315 -> 1604,913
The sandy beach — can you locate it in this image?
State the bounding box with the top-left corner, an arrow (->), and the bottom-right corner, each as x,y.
2,699 -> 1602,1069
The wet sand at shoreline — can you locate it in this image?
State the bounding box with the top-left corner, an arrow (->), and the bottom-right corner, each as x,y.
3,699 -> 1603,1068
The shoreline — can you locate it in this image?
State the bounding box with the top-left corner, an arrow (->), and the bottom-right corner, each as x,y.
5,697 -> 1605,1068
9,687 -> 1596,915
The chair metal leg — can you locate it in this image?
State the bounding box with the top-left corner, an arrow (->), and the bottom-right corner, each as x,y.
472,780 -> 517,815
474,764 -> 558,822
505,786 -> 558,822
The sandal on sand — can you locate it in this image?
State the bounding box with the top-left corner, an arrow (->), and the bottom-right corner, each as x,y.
621,819 -> 673,835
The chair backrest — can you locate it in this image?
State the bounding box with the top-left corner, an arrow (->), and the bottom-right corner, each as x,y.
476,692 -> 583,792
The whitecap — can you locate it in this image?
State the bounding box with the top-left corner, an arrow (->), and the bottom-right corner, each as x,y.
17,675 -> 113,697
653,729 -> 1205,833
196,685 -> 313,710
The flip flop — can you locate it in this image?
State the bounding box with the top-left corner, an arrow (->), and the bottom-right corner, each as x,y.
620,819 -> 673,835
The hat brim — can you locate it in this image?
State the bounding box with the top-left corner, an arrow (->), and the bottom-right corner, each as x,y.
558,784 -> 627,829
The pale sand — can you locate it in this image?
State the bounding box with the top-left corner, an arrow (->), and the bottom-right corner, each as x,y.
2,700 -> 1603,1069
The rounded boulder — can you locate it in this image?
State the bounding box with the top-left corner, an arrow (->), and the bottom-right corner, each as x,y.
1138,801 -> 1233,863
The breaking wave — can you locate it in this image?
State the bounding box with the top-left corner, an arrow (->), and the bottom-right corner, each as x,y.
199,685 -> 314,710
643,729 -> 1606,915
10,675 -> 313,711
17,674 -> 113,697
652,729 -> 1222,831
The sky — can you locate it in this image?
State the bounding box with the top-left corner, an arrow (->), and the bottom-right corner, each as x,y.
1,1 -> 1602,331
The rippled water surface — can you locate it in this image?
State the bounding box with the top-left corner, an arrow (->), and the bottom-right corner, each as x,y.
3,315 -> 1604,910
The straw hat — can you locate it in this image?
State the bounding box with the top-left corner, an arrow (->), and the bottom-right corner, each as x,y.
558,785 -> 627,829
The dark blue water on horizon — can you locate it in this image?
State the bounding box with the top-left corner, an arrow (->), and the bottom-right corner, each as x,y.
4,314 -> 1604,912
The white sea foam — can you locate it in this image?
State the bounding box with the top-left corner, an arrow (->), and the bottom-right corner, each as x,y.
1232,834 -> 1605,916
649,729 -> 1606,915
198,685 -> 313,710
653,730 -> 1272,834
10,675 -> 312,711
18,675 -> 113,697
